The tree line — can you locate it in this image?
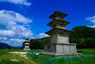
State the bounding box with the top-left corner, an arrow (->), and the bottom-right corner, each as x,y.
27,26 -> 95,49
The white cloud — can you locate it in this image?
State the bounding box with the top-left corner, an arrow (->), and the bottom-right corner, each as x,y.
38,33 -> 49,38
0,10 -> 32,47
0,10 -> 49,47
16,13 -> 32,24
0,37 -> 8,40
0,10 -> 32,28
0,30 -> 15,37
86,15 -> 95,28
0,0 -> 31,6
9,38 -> 25,47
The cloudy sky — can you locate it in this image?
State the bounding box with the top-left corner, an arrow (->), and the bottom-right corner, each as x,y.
0,0 -> 95,47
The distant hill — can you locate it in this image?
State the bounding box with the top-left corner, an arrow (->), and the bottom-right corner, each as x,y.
0,42 -> 12,49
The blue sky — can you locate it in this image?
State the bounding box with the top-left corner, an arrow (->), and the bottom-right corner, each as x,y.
0,0 -> 95,47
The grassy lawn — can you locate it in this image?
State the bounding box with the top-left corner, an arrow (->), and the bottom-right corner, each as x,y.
79,48 -> 95,55
0,49 -> 36,64
28,48 -> 95,64
0,48 -> 95,64
0,49 -> 24,58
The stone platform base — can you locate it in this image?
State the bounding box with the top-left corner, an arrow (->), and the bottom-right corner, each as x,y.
40,52 -> 81,56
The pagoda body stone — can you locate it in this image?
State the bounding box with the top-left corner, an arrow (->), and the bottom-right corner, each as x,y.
44,11 -> 77,56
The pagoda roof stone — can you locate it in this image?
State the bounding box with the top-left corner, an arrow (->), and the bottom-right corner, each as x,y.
47,19 -> 70,26
49,11 -> 68,19
46,27 -> 71,35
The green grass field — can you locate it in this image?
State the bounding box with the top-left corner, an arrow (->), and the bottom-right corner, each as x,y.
0,48 -> 95,64
0,49 -> 36,64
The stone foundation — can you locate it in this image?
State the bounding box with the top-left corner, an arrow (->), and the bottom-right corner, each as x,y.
44,43 -> 77,55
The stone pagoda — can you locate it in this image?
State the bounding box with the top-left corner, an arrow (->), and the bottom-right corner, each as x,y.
23,38 -> 30,51
44,11 -> 77,55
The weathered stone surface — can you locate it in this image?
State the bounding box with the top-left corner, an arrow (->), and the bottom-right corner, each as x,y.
44,11 -> 78,55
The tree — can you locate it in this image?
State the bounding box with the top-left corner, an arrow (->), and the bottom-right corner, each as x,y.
29,37 -> 50,49
70,26 -> 95,48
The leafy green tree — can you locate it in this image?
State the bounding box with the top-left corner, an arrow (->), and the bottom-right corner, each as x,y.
70,26 -> 95,48
29,37 -> 50,49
